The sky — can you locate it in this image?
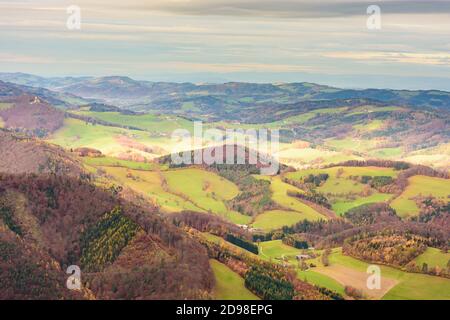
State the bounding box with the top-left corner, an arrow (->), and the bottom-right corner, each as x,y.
0,0 -> 449,90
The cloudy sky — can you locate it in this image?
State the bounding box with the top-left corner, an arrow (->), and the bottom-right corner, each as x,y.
1,0 -> 449,89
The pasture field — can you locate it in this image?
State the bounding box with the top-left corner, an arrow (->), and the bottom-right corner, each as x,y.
346,106 -> 403,116
208,107 -> 348,130
100,166 -> 204,213
332,193 -> 393,216
324,249 -> 450,300
73,110 -> 193,134
414,248 -> 450,270
163,168 -> 251,224
48,118 -> 158,156
390,175 -> 450,218
353,119 -> 384,132
258,241 -> 346,296
297,269 -> 346,296
48,118 -> 182,158
319,177 -> 366,194
251,210 -> 308,231
368,147 -> 403,159
210,259 -> 259,300
255,175 -> 325,222
50,118 -> 128,150
285,166 -> 397,216
256,242 -> 450,300
258,240 -> 302,262
286,166 -> 398,181
82,156 -> 161,171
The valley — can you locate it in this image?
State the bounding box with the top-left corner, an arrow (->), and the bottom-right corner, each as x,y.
0,74 -> 449,300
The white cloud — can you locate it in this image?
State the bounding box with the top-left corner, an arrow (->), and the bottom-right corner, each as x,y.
323,51 -> 450,66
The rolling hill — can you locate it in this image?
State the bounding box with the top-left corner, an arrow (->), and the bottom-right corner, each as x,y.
0,73 -> 449,300
0,133 -> 214,299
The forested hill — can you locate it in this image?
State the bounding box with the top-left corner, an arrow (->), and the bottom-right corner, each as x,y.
0,135 -> 214,299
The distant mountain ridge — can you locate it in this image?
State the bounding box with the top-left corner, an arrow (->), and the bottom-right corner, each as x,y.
1,73 -> 449,112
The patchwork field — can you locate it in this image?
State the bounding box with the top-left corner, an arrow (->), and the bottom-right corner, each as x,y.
285,166 -> 396,215
316,264 -> 398,299
255,241 -> 450,300
210,259 -> 259,300
326,249 -> 450,300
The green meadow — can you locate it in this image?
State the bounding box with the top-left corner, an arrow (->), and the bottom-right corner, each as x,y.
390,175 -> 450,218
210,259 -> 259,300
252,210 -> 308,231
163,168 -> 251,224
297,269 -> 346,296
332,193 -> 393,216
73,110 -> 193,134
82,156 -> 161,171
414,248 -> 450,270
254,241 -> 450,300
255,175 -> 325,222
100,166 -> 204,213
258,240 -> 302,261
285,166 -> 397,216
327,249 -> 450,300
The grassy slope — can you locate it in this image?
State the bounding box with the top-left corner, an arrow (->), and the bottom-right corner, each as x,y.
286,166 -> 396,215
332,193 -> 393,216
101,166 -> 203,213
163,168 -> 251,224
73,110 -> 193,134
210,259 -> 259,300
327,249 -> 450,300
259,240 -> 302,261
257,241 -> 450,300
390,175 -> 450,218
82,156 -> 160,170
297,269 -> 345,296
255,175 -> 325,222
252,210 -> 309,231
48,118 -> 176,158
258,240 -> 345,295
414,248 -> 450,270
